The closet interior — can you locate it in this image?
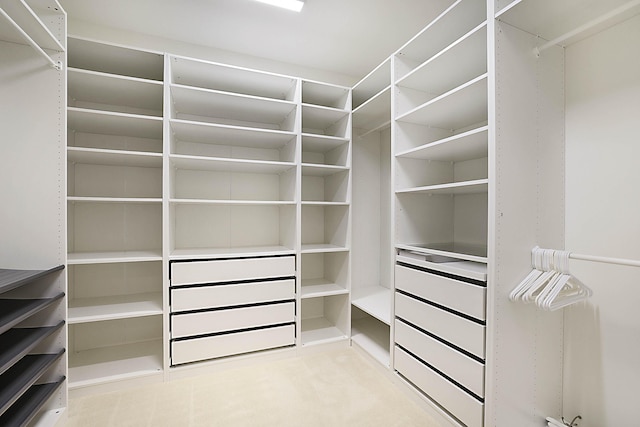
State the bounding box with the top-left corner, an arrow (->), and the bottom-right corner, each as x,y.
2,0 -> 639,425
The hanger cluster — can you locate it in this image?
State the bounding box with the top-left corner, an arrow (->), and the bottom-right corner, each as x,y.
509,247 -> 592,311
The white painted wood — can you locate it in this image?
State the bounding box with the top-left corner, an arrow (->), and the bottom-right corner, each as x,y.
170,256 -> 295,285
301,105 -> 350,137
352,286 -> 391,325
395,264 -> 486,320
396,253 -> 487,281
300,244 -> 348,254
171,279 -> 295,311
301,205 -> 349,248
67,147 -> 163,168
68,107 -> 163,139
352,57 -> 391,109
301,80 -> 350,110
351,316 -> 390,367
396,126 -> 488,162
171,302 -> 295,338
396,179 -> 488,195
171,324 -> 295,365
68,292 -> 163,323
395,292 -> 485,359
170,154 -> 295,175
67,250 -> 163,264
395,347 -> 484,427
301,295 -> 349,345
0,0 -> 64,51
301,134 -> 350,155
352,87 -> 391,132
169,246 -> 295,260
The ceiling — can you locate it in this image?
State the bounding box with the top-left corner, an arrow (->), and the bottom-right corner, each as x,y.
58,0 -> 453,80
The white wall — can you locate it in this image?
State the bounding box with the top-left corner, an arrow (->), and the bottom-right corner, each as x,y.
67,19 -> 358,86
564,15 -> 640,426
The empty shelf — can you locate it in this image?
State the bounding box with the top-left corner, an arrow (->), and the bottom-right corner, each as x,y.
170,246 -> 295,260
301,244 -> 349,254
301,164 -> 349,177
352,286 -> 391,325
0,266 -> 64,296
67,147 -> 162,168
0,350 -> 64,416
351,317 -> 390,367
0,322 -> 64,377
396,242 -> 488,265
301,279 -> 348,299
67,251 -> 163,265
68,293 -> 163,324
0,294 -> 64,335
67,107 -> 163,139
0,0 -> 64,52
0,378 -> 64,427
301,317 -> 347,346
396,126 -> 488,162
170,154 -> 295,174
396,179 -> 488,196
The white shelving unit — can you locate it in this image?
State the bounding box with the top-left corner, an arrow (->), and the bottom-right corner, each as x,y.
66,37 -> 165,391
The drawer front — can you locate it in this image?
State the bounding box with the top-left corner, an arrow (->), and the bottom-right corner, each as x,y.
395,319 -> 484,398
395,264 -> 486,321
171,324 -> 295,365
171,279 -> 295,312
395,346 -> 484,427
171,256 -> 295,285
172,302 -> 295,338
395,292 -> 485,359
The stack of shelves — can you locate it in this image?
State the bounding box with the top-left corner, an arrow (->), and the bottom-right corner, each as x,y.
351,58 -> 393,366
300,80 -> 352,346
168,56 -> 299,259
66,38 -> 165,389
0,268 -> 66,427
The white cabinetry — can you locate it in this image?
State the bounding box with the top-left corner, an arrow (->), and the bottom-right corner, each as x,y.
66,38 -> 164,389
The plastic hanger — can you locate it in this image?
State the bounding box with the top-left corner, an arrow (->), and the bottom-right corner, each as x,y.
509,246 -> 543,301
522,249 -> 559,303
538,251 -> 593,311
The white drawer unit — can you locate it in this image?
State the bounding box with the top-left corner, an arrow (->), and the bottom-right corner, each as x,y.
395,264 -> 486,321
171,302 -> 295,338
395,346 -> 484,427
172,324 -> 296,365
170,255 -> 295,285
171,279 -> 295,312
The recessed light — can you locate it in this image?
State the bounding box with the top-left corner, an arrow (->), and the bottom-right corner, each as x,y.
253,0 -> 304,12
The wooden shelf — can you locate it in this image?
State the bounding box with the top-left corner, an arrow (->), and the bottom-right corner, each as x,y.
170,154 -> 296,174
67,107 -> 163,139
352,285 -> 391,325
396,126 -> 488,162
396,179 -> 488,195
67,251 -> 163,265
171,84 -> 296,129
396,74 -> 488,130
170,119 -> 295,150
301,317 -> 348,346
67,147 -> 162,167
301,279 -> 348,299
68,339 -> 163,389
170,246 -> 295,260
0,0 -> 64,52
0,294 -> 64,335
0,266 -> 64,296
351,317 -> 390,367
68,293 -> 163,324
0,378 -> 65,427
0,322 -> 64,376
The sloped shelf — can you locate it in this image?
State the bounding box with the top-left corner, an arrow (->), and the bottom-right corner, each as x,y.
0,350 -> 64,415
68,339 -> 162,389
0,378 -> 65,427
170,246 -> 296,261
67,107 -> 163,139
68,197 -> 162,204
0,0 -> 65,52
68,68 -> 163,114
352,286 -> 391,325
171,84 -> 296,128
396,126 -> 489,162
352,87 -> 391,133
67,250 -> 163,265
396,74 -> 488,130
170,119 -> 296,150
170,154 -> 295,175
301,244 -> 349,254
67,147 -> 162,167
301,279 -> 348,299
396,179 -> 488,195
68,293 -> 163,324
301,163 -> 349,177
0,266 -> 64,296
0,294 -> 64,336
171,55 -> 297,101
301,317 -> 348,346
353,58 -> 391,109
397,23 -> 487,96
0,322 -> 64,376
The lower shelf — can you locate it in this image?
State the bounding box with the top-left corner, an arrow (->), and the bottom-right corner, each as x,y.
301,317 -> 348,346
0,378 -> 65,427
352,285 -> 391,325
68,339 -> 163,389
351,317 -> 390,367
68,293 -> 163,324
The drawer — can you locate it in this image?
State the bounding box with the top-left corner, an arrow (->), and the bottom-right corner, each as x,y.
171,256 -> 295,285
395,346 -> 484,427
395,264 -> 486,321
395,319 -> 484,398
172,302 -> 295,338
171,279 -> 295,312
395,292 -> 485,359
171,324 -> 295,365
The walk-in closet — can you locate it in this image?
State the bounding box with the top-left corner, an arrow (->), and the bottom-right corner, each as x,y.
1,0 -> 639,426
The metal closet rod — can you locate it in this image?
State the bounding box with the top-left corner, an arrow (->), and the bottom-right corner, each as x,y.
536,0 -> 640,53
537,247 -> 640,268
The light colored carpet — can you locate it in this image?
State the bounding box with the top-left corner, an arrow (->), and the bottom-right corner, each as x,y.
59,348 -> 442,427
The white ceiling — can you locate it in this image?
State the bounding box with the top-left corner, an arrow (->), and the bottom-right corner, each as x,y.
58,0 -> 453,80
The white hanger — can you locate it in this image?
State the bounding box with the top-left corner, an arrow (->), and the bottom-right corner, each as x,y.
538,250 -> 592,311
509,246 -> 543,301
522,249 -> 559,303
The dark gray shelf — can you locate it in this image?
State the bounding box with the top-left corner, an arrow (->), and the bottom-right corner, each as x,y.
0,322 -> 65,376
0,294 -> 64,336
0,377 -> 65,427
0,350 -> 65,416
0,267 -> 64,296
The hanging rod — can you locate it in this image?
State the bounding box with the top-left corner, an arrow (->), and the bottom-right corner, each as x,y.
0,6 -> 62,70
535,0 -> 640,54
538,247 -> 640,268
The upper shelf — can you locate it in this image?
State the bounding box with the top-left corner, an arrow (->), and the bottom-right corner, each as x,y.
352,58 -> 391,110
352,87 -> 391,133
171,55 -> 298,101
0,266 -> 64,296
396,179 -> 489,196
170,154 -> 296,175
68,107 -> 163,139
0,0 -> 64,51
396,126 -> 489,162
302,80 -> 350,110
67,147 -> 162,168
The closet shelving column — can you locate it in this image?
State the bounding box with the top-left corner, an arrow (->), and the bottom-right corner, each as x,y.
66,38 -> 165,390
392,0 -> 489,426
350,58 -> 393,366
299,80 -> 352,346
